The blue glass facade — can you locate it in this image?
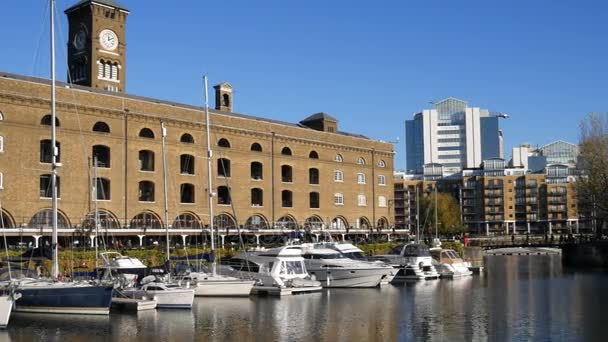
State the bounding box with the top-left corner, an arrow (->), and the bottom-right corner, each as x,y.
480,116 -> 501,160
405,118 -> 423,173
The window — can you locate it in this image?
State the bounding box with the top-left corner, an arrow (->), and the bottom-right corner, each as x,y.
357,157 -> 365,165
92,121 -> 110,133
334,193 -> 344,205
378,196 -> 387,207
139,128 -> 154,138
251,188 -> 263,206
357,173 -> 366,184
94,178 -> 110,200
309,150 -> 319,159
282,190 -> 293,207
218,138 -> 231,148
251,162 -> 263,180
98,60 -> 120,81
180,133 -> 194,143
309,192 -> 320,208
251,143 -> 262,152
358,194 -> 367,206
0,172 -> 3,190
92,145 -> 111,168
180,154 -> 195,175
222,93 -> 231,107
334,170 -> 343,182
139,150 -> 155,171
378,175 -> 386,185
0,136 -> 3,153
138,181 -> 155,202
281,165 -> 293,183
378,160 -> 386,168
217,186 -> 231,205
309,168 -> 319,185
218,158 -> 231,177
281,147 -> 292,156
40,140 -> 60,163
40,115 -> 60,127
0,111 -> 3,121
335,154 -> 343,162
180,183 -> 195,203
40,174 -> 60,198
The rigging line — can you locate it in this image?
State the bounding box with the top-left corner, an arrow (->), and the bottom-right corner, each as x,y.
30,0 -> 50,77
0,197 -> 12,281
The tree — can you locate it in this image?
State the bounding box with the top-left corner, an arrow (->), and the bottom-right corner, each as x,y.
577,113 -> 608,235
419,191 -> 464,237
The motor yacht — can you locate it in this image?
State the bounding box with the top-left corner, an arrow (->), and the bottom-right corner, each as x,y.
178,264 -> 255,297
430,249 -> 473,278
122,277 -> 195,309
322,242 -> 398,285
373,244 -> 439,281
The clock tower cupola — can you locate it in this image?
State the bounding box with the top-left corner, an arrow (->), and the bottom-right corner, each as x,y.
65,0 -> 129,93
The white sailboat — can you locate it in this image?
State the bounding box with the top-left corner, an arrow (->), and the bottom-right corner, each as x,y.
184,76 -> 255,297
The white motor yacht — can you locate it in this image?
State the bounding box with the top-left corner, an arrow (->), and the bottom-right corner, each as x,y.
323,242 -> 398,285
98,252 -> 149,287
179,266 -> 255,297
122,278 -> 195,309
430,249 -> 473,278
300,243 -> 393,288
373,244 -> 439,281
227,246 -> 322,296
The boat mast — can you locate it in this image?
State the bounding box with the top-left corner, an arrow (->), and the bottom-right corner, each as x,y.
434,185 -> 438,240
203,76 -> 216,276
50,0 -> 59,280
161,121 -> 170,261
94,157 -> 100,268
415,186 -> 420,244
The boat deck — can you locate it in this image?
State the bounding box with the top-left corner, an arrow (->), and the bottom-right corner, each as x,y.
111,297 -> 157,311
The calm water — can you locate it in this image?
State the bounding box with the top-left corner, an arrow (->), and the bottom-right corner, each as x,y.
3,255 -> 608,341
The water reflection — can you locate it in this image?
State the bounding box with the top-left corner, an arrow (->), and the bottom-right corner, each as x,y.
5,256 -> 608,341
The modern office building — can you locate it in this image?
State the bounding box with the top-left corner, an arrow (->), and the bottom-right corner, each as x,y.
0,0 -> 397,247
405,98 -> 505,176
509,140 -> 578,172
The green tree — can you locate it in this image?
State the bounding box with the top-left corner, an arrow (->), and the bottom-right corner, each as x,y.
419,191 -> 464,237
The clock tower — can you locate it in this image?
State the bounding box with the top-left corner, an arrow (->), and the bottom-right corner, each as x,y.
65,0 -> 129,93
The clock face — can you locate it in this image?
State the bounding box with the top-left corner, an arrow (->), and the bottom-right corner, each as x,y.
99,29 -> 118,51
73,30 -> 86,51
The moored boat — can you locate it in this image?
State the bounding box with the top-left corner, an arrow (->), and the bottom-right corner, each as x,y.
430,249 -> 473,278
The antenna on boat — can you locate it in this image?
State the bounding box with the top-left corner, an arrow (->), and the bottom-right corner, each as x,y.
203,75 -> 216,276
50,0 -> 60,281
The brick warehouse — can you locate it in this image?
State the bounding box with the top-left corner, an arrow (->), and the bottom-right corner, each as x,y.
0,0 -> 398,247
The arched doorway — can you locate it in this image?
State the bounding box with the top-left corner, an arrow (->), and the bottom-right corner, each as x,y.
331,216 -> 348,230
130,211 -> 162,229
29,209 -> 70,229
173,213 -> 202,229
357,217 -> 371,229
276,215 -> 297,230
244,215 -> 269,230
304,216 -> 324,230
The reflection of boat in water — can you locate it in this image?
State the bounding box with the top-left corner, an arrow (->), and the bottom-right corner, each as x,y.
430,249 -> 473,278
300,243 -> 393,288
226,246 -> 322,296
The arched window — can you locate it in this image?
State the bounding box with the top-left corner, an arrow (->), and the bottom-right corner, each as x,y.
0,111 -> 4,121
335,154 -> 343,162
309,168 -> 319,185
378,175 -> 386,185
218,138 -> 231,148
281,165 -> 292,183
139,128 -> 155,138
222,93 -> 231,107
180,154 -> 195,175
357,157 -> 366,165
217,186 -> 231,205
180,133 -> 194,143
40,174 -> 60,198
309,192 -> 320,208
334,193 -> 344,205
173,213 -> 202,229
251,143 -> 262,152
94,177 -> 110,200
245,215 -> 269,230
378,160 -> 386,168
357,173 -> 366,184
251,188 -> 263,206
357,194 -> 367,206
92,121 -> 110,133
332,217 -> 348,230
139,150 -> 155,171
1,208 -> 15,228
217,158 -> 231,177
29,209 -> 70,229
277,215 -> 297,230
304,216 -> 323,230
138,181 -> 155,202
358,217 -> 371,229
82,210 -> 121,230
251,162 -> 263,180
41,115 -> 60,127
40,140 -> 60,163
378,196 -> 387,207
309,150 -> 319,159
130,212 -> 162,229
334,170 -> 343,182
93,145 -> 111,168
180,183 -> 195,203
281,147 -> 292,156
281,190 -> 293,207
0,136 -> 4,153
0,172 -> 3,190
377,217 -> 389,229
214,214 -> 236,230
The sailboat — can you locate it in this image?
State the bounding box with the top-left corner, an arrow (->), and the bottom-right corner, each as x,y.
10,0 -> 114,315
182,76 -> 255,297
0,203 -> 21,326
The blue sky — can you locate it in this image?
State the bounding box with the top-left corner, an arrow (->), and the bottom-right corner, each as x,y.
2,0 -> 607,169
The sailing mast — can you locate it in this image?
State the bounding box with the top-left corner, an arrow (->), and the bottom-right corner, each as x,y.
415,186 -> 420,244
434,185 -> 438,240
50,0 -> 60,280
161,121 -> 170,261
203,76 -> 216,276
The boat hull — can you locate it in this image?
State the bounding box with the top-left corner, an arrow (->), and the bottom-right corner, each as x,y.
0,296 -> 14,328
307,268 -> 389,288
123,288 -> 194,309
15,284 -> 113,315
194,278 -> 254,297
